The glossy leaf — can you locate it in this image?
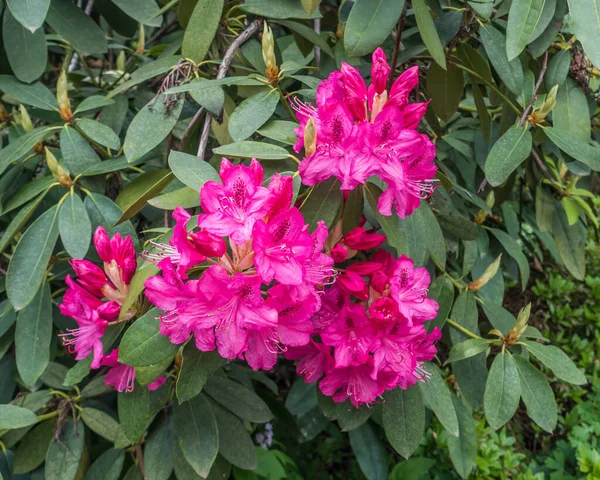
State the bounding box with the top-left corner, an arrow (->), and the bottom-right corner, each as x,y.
169,151 -> 221,190
213,141 -> 289,159
45,419 -> 85,480
60,125 -> 101,175
59,192 -> 92,259
6,0 -> 50,32
427,63 -> 464,122
483,352 -> 521,430
514,356 -> 557,432
182,0 -> 224,63
522,340 -> 587,385
349,422 -> 388,480
115,170 -> 175,223
176,344 -> 222,404
484,125 -> 532,186
300,178 -> 343,230
413,0 -> 446,69
383,386 -> 425,459
506,0 -> 546,60
203,376 -> 273,423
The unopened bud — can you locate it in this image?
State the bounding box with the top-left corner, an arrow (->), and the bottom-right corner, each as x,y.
468,254 -> 502,291
57,70 -> 73,122
117,50 -> 126,72
19,105 -> 33,132
0,101 -> 9,122
45,147 -> 72,187
529,85 -> 558,126
474,191 -> 494,224
515,303 -> 531,332
262,22 -> 279,83
136,24 -> 145,56
304,117 -> 317,155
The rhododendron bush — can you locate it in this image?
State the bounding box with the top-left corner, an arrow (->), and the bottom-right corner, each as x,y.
0,0 -> 597,479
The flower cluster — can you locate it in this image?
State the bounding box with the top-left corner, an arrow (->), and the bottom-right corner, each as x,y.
293,48 -> 437,219
143,158 -> 335,371
285,251 -> 441,407
59,227 -> 164,392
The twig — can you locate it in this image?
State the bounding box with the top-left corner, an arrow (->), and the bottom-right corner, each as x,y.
530,147 -> 552,179
388,3 -> 408,90
135,443 -> 147,480
196,19 -> 263,160
519,51 -> 549,126
313,19 -> 321,67
178,107 -> 204,151
148,17 -> 178,45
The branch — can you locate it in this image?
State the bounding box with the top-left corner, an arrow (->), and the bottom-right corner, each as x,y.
197,19 -> 263,160
519,51 -> 549,127
530,147 -> 553,180
135,443 -> 147,480
313,19 -> 321,67
387,3 -> 408,90
178,107 -> 204,151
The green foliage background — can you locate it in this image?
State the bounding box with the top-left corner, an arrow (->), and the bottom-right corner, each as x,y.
0,0 -> 599,478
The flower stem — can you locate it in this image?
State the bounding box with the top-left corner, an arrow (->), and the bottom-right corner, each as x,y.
446,318 -> 483,340
37,410 -> 60,422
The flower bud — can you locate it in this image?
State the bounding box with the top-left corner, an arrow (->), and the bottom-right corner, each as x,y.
529,84 -> 558,126
116,50 -> 126,72
45,147 -> 72,187
136,24 -> 145,56
262,22 -> 279,83
18,104 -> 33,132
0,102 -> 8,122
303,117 -> 317,155
468,254 -> 501,291
371,48 -> 390,94
57,70 -> 73,122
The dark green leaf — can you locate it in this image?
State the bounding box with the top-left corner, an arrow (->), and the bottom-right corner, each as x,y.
364,182 -> 406,253
204,376 -> 273,423
413,0 -> 446,69
212,401 -> 257,470
173,394 -> 219,477
118,384 -> 150,443
0,301 -> 16,337
428,276 -> 454,331
300,178 -> 343,230
115,170 -> 175,223
119,308 -> 180,367
107,57 -> 182,98
545,49 -> 571,90
506,0 -> 546,60
84,192 -> 138,245
240,0 -> 322,19
513,356 -> 557,432
112,0 -> 162,26
522,340 -> 587,385
2,8 -> 47,83
84,448 -> 125,480
529,0 -> 556,42
176,344 -> 222,404
0,76 -> 58,110
0,126 -> 59,176
6,0 -> 50,32
46,0 -> 107,53
552,206 -> 586,280
123,94 -> 184,162
427,63 -> 464,122
544,126 -> 600,170
59,191 -> 92,259
382,386 -> 425,459
1,176 -> 56,215
343,0 -> 404,57
554,78 -> 591,141
169,151 -> 221,190
490,228 -> 530,289
481,302 -> 515,334
419,363 -> 459,436
0,404 -> 39,429
436,212 -> 478,240
447,395 -> 477,479
448,338 -> 490,363
6,205 -> 59,310
483,352 -> 520,430
479,24 -> 523,95
182,0 -> 224,63
213,141 -> 289,159
74,95 -> 115,115
13,419 -> 55,474
228,90 -> 280,142
278,20 -> 333,57
484,125 -> 532,186
568,0 -> 600,69
144,415 -> 173,480
60,125 -> 101,174
45,419 -> 85,480
349,421 -> 388,480
76,118 -> 121,150
81,408 -> 121,443
257,120 -> 298,145
149,187 -> 200,210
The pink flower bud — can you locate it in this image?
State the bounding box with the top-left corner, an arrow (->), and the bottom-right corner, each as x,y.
337,271 -> 368,300
331,244 -> 349,263
389,66 -> 419,108
371,48 -> 390,94
343,227 -> 386,251
93,226 -> 111,263
340,62 -> 368,121
190,230 -> 227,258
70,259 -> 108,297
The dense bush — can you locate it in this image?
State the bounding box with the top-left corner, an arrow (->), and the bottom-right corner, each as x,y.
0,0 -> 598,478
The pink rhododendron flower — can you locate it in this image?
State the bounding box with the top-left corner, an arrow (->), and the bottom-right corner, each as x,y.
143,158 -> 335,372
101,349 -> 166,392
286,245 -> 441,408
59,227 -> 137,369
293,48 -> 437,218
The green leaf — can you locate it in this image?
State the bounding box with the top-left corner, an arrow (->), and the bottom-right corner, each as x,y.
529,0 -> 556,42
123,94 -> 184,162
182,0 -> 224,63
59,191 -> 92,259
300,178 -> 343,230
203,376 -> 273,423
40,362 -> 69,390
118,384 -> 150,443
240,0 -> 322,19
427,63 -> 464,122
389,458 -> 436,480
506,0 -> 546,60
189,79 -> 225,115
489,228 -> 530,289
528,0 -> 566,58
213,141 -> 290,159
0,404 -> 39,429
228,90 -> 280,142
60,125 -> 101,175
545,49 -> 571,90
1,176 -> 56,215
336,403 -> 372,432
135,353 -> 173,386
513,356 -> 557,432
114,169 -> 175,223
484,125 -> 532,186
176,344 -> 222,404
342,186 -> 364,235
436,212 -> 478,240
257,120 -> 299,145
107,56 -> 182,98
278,20 -> 333,57
544,127 -> 600,170
0,301 -> 16,338
483,352 -> 520,430
63,357 -> 92,387
2,8 -> 47,83
419,363 -> 459,436
74,95 -> 115,115
212,401 -> 257,470
552,206 -> 586,280
81,156 -> 144,176
84,448 -> 125,480
416,201 -> 446,268
169,151 -> 221,190
0,76 -> 58,110
302,0 -> 321,15
479,23 -> 523,95
15,283 -> 52,387
173,394 -> 219,477
382,386 -> 425,459
118,308 -> 180,367
349,422 -> 388,480
148,186 -> 200,210
166,76 -> 264,95
13,419 -> 55,474
6,205 -> 59,311
45,0 -> 107,54
448,338 -> 490,363
45,419 -> 85,480
535,185 -> 554,232
81,408 -> 122,443
343,0 -> 404,57
481,302 -> 516,334
447,395 -> 477,479
6,0 -> 50,32
84,192 -> 138,245
413,0 -> 446,69
428,276 -> 454,331
112,0 -> 162,26
76,118 -> 122,151
554,78 -> 591,141
80,375 -> 112,398
364,183 -> 405,253
0,127 -> 59,176
522,340 -> 587,385
449,290 -> 479,344
568,0 -> 600,69
144,416 -> 173,480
